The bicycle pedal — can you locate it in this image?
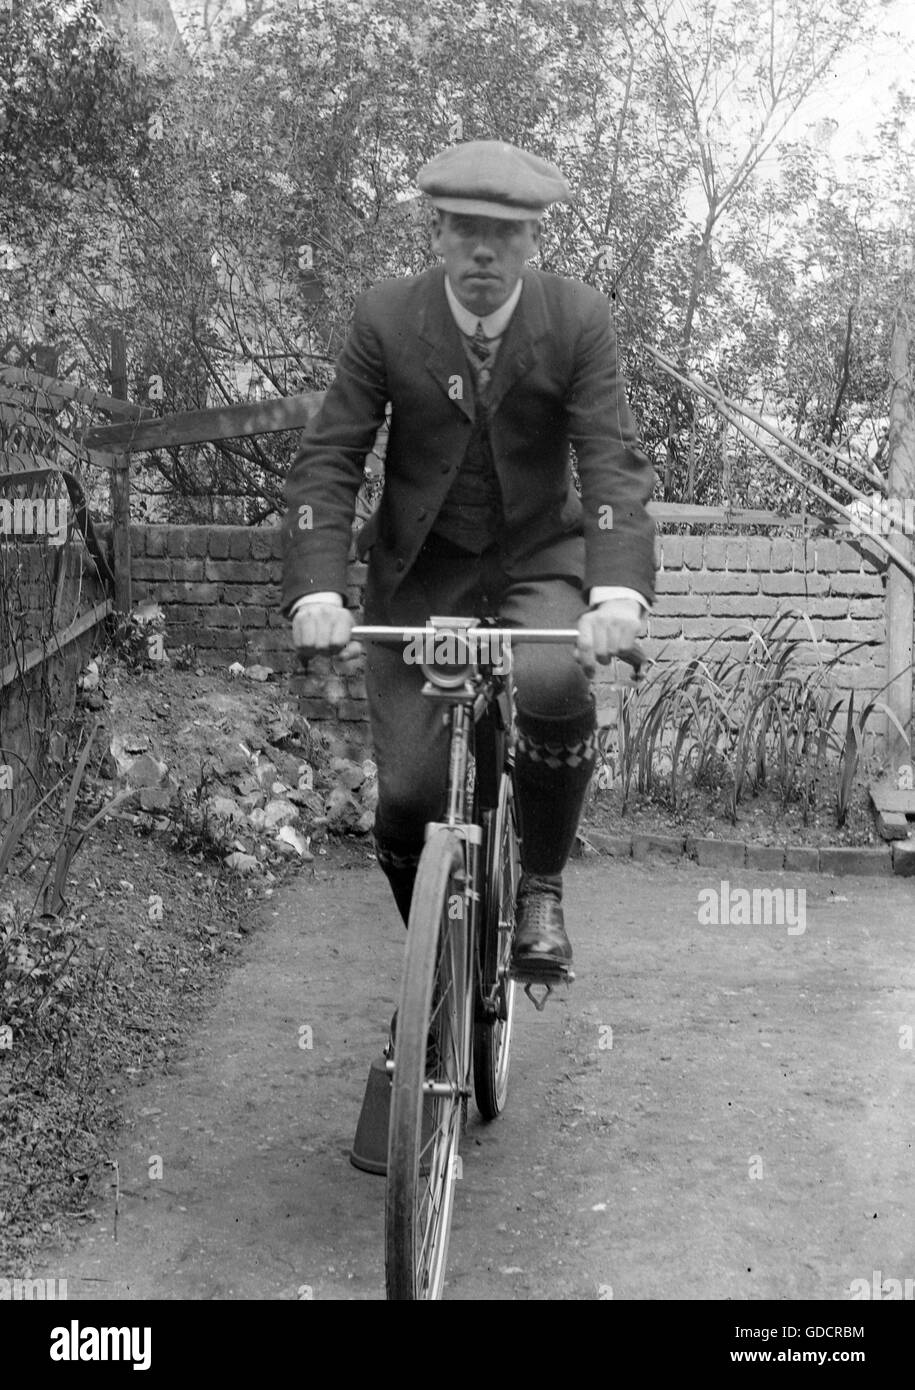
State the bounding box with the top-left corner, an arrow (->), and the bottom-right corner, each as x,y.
523,980 -> 552,1011
510,959 -> 575,985
511,963 -> 574,1011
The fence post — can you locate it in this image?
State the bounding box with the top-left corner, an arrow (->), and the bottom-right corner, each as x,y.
885,299 -> 915,769
109,330 -> 132,612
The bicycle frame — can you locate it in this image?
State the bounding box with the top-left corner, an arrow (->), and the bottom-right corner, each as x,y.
352,621 -> 520,1109
353,622 -> 520,861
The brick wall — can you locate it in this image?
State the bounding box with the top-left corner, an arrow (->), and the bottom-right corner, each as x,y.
125,524 -> 369,730
122,525 -> 888,745
649,534 -> 886,693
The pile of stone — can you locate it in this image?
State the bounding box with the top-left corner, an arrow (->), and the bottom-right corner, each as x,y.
92,676 -> 377,878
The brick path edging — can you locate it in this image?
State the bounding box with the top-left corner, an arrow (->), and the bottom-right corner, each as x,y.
579,828 -> 915,877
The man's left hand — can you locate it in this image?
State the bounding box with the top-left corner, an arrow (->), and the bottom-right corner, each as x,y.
575,598 -> 643,679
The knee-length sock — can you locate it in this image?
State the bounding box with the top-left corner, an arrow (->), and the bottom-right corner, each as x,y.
513,701 -> 597,877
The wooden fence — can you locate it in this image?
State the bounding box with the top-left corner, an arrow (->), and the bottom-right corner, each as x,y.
0,358 -> 154,820
84,387 -> 327,610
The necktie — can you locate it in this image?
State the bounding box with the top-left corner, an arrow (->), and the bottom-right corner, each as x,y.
469,320 -> 493,395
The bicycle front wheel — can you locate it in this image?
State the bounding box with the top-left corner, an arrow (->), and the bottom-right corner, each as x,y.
473,768 -> 519,1118
385,827 -> 470,1301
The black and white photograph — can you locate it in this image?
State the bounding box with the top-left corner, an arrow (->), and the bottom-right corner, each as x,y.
0,0 -> 913,1342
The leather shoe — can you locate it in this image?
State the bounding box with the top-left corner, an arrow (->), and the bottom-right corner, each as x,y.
510,873 -> 573,978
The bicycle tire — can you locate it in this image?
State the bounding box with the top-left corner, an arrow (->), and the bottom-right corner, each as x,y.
473,769 -> 519,1119
385,827 -> 469,1301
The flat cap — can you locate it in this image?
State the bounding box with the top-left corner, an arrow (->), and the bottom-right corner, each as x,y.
417,140 -> 571,220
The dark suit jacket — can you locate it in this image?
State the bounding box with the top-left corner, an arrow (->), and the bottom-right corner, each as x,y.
281,263 -> 656,617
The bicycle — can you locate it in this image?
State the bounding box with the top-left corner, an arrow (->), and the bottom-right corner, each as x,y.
350,617 -> 642,1301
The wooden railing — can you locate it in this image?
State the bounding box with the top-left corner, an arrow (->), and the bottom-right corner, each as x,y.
83,390 -> 325,454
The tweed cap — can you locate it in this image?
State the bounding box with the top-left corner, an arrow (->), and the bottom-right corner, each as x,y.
417,140 -> 571,220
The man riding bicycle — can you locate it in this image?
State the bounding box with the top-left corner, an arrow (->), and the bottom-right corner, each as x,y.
281,140 -> 656,981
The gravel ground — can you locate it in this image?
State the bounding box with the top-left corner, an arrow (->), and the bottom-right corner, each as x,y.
29,851 -> 915,1301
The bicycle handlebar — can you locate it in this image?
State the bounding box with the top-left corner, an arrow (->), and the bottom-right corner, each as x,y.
350,625 -> 646,675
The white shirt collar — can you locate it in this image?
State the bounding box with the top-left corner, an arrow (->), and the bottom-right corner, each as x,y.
444,274 -> 523,339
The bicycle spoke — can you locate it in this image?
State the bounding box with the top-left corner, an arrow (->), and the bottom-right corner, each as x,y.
472,770 -> 518,1120
417,1125 -> 455,1245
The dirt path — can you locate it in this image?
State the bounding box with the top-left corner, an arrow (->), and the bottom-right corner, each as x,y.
35,855 -> 915,1300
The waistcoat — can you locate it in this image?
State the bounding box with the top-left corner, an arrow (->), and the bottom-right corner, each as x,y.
431,338 -> 503,552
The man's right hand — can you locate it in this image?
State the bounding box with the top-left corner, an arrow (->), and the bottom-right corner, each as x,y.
291,602 -> 360,664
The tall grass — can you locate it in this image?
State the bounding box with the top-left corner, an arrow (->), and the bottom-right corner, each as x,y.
598,611 -> 908,826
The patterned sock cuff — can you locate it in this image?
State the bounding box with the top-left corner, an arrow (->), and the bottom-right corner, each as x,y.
511,700 -> 597,756
515,727 -> 597,769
